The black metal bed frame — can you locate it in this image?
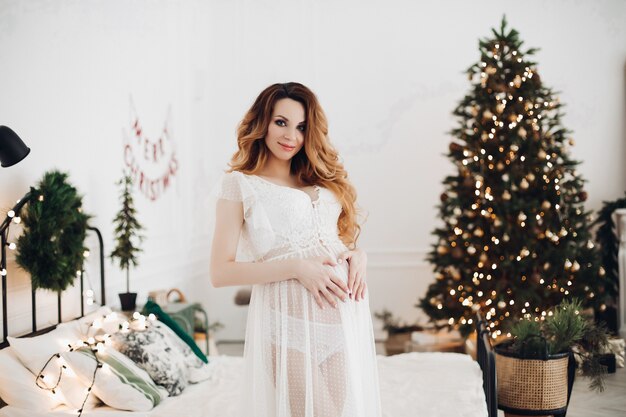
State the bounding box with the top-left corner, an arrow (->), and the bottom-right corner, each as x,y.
476,313 -> 498,417
0,226 -> 105,349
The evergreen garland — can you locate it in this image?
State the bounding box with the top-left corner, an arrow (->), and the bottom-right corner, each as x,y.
592,191 -> 626,303
110,172 -> 144,293
16,171 -> 91,291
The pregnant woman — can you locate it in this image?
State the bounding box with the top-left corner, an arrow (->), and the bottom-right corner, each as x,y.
209,82 -> 381,417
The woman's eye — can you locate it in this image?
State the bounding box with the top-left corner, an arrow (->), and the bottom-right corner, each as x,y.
275,119 -> 286,126
297,125 -> 306,132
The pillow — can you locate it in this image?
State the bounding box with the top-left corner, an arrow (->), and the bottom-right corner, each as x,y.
0,346 -> 63,411
7,323 -> 100,410
62,347 -> 166,411
151,321 -> 211,383
111,322 -> 189,396
142,300 -> 208,363
74,305 -> 115,338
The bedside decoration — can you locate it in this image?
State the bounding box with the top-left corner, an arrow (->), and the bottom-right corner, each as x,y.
110,172 -> 145,311
15,170 -> 91,291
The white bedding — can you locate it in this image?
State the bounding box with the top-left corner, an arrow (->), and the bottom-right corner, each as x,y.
0,353 -> 487,417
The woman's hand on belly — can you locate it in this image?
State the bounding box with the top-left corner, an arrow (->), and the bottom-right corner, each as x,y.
295,256 -> 351,310
338,248 -> 368,301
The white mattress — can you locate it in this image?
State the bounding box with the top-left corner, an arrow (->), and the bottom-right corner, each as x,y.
0,353 -> 487,417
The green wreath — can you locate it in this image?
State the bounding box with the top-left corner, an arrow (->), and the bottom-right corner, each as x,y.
15,170 -> 91,291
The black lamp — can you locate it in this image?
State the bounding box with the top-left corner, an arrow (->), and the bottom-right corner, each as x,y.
0,126 -> 30,168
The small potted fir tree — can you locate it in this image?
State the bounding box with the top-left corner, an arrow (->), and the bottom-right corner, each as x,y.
495,298 -> 610,417
110,172 -> 145,311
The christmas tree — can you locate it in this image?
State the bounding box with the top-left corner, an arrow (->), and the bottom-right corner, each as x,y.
419,17 -> 608,338
110,172 -> 144,293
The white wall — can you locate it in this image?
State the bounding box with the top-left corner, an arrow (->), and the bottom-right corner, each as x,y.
1,0 -> 625,341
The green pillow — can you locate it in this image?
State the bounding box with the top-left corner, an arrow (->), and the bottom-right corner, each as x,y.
142,300 -> 208,363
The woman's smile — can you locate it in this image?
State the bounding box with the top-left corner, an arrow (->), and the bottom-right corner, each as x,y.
278,142 -> 296,151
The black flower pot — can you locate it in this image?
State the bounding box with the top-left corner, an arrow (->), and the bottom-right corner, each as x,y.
119,292 -> 137,311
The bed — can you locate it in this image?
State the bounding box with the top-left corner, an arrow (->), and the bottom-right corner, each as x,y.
0,229 -> 497,417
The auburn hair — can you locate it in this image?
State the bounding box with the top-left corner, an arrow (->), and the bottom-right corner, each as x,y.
227,82 -> 363,249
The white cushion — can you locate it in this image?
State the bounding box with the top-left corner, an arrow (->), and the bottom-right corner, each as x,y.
62,347 -> 167,411
73,305 -> 114,338
0,346 -> 63,411
7,322 -> 99,410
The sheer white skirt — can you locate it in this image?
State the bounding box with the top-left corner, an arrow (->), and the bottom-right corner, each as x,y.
239,241 -> 382,417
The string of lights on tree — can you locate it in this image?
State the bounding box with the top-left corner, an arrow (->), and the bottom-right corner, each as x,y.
419,16 -> 608,338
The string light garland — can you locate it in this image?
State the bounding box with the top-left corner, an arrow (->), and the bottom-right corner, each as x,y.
33,311 -> 156,416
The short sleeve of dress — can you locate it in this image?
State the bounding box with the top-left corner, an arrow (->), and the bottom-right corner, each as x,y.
209,171 -> 276,262
216,171 -> 245,202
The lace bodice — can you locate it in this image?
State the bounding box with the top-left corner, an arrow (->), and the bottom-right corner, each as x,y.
215,171 -> 347,262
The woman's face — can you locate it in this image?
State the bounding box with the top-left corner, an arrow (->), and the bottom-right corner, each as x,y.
264,98 -> 306,162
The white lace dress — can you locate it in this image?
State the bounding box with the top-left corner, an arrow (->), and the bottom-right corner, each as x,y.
213,170 -> 382,417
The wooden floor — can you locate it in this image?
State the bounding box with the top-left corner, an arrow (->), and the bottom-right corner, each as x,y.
217,341 -> 626,417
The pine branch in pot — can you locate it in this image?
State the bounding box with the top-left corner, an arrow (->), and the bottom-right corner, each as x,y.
495,298 -> 611,417
110,172 -> 145,311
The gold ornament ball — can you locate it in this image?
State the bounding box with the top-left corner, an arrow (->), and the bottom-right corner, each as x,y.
437,245 -> 449,255
518,127 -> 527,139
520,178 -> 529,189
599,266 -> 606,277
542,200 -> 551,210
474,228 -> 484,237
502,190 -> 511,200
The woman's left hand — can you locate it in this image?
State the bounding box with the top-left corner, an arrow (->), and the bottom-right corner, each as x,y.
338,248 -> 368,301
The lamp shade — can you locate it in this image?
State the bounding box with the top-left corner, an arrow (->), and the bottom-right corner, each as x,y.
0,126 -> 30,167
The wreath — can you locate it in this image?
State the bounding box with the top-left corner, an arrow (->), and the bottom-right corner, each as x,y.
15,170 -> 91,291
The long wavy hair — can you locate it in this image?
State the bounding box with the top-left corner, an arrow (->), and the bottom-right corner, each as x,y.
228,82 -> 363,249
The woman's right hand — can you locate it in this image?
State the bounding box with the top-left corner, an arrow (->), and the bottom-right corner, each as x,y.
295,256 -> 350,309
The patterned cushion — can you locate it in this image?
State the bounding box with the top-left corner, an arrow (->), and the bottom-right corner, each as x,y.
111,322 -> 190,396
142,300 -> 208,363
62,347 -> 166,411
152,321 -> 211,383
